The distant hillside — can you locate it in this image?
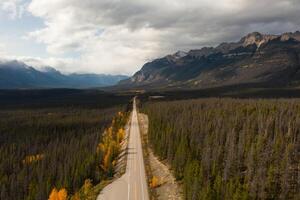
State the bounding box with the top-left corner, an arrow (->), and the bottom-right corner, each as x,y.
0,60 -> 128,89
120,31 -> 300,89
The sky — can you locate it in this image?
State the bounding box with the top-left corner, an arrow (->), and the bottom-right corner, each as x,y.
0,0 -> 300,75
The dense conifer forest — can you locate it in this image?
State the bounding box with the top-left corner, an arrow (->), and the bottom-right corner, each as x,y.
0,90 -> 131,200
143,98 -> 300,200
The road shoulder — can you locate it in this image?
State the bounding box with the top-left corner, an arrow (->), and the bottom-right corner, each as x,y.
96,113 -> 132,200
138,113 -> 183,200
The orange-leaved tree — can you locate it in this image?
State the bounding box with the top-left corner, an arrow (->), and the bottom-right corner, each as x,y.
117,128 -> 125,144
48,188 -> 68,200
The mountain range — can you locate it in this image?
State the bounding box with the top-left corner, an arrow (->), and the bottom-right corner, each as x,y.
120,31 -> 300,89
2,31 -> 300,90
0,60 -> 128,89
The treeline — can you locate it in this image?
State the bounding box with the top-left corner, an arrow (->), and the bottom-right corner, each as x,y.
0,106 -> 129,200
143,98 -> 300,200
0,89 -> 132,110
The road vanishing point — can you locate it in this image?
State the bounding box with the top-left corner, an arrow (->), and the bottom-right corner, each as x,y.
97,98 -> 150,200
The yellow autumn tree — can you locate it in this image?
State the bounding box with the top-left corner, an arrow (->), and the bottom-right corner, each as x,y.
49,188 -> 59,200
98,125 -> 122,172
22,153 -> 45,164
118,111 -> 123,117
83,179 -> 93,195
101,146 -> 111,171
96,112 -> 128,176
150,176 -> 160,188
48,188 -> 67,200
97,142 -> 105,153
58,188 -> 68,200
71,193 -> 80,200
107,127 -> 113,138
117,128 -> 125,144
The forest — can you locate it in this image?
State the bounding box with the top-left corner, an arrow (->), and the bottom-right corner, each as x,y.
142,98 -> 300,200
0,90 -> 131,200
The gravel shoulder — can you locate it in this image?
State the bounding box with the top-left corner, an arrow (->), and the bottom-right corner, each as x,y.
138,113 -> 183,200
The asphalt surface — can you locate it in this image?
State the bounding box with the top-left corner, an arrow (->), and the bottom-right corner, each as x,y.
97,98 -> 149,200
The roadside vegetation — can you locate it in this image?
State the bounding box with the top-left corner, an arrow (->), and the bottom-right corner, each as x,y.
0,90 -> 131,200
138,112 -> 183,200
142,98 -> 300,200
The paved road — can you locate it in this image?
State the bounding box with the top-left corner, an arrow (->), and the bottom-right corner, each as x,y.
97,98 -> 149,200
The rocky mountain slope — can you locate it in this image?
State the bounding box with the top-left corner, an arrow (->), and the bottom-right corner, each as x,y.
0,60 -> 128,89
120,31 -> 300,88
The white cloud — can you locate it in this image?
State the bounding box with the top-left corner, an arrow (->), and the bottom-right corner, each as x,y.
0,0 -> 27,19
22,26 -> 162,75
4,0 -> 300,74
0,43 -> 6,56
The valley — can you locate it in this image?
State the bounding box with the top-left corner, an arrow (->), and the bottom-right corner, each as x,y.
2,0 -> 300,199
0,88 -> 300,200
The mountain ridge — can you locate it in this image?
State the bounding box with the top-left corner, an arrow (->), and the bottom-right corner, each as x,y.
120,31 -> 300,89
0,60 -> 128,89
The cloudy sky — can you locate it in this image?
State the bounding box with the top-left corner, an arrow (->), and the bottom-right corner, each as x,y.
0,0 -> 300,75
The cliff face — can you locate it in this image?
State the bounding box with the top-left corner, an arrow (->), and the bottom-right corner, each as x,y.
120,31 -> 300,89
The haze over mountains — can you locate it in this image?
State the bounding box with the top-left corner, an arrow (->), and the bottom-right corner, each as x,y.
120,31 -> 300,89
0,60 -> 128,89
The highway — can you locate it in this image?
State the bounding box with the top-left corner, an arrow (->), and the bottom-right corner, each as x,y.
97,98 -> 149,200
